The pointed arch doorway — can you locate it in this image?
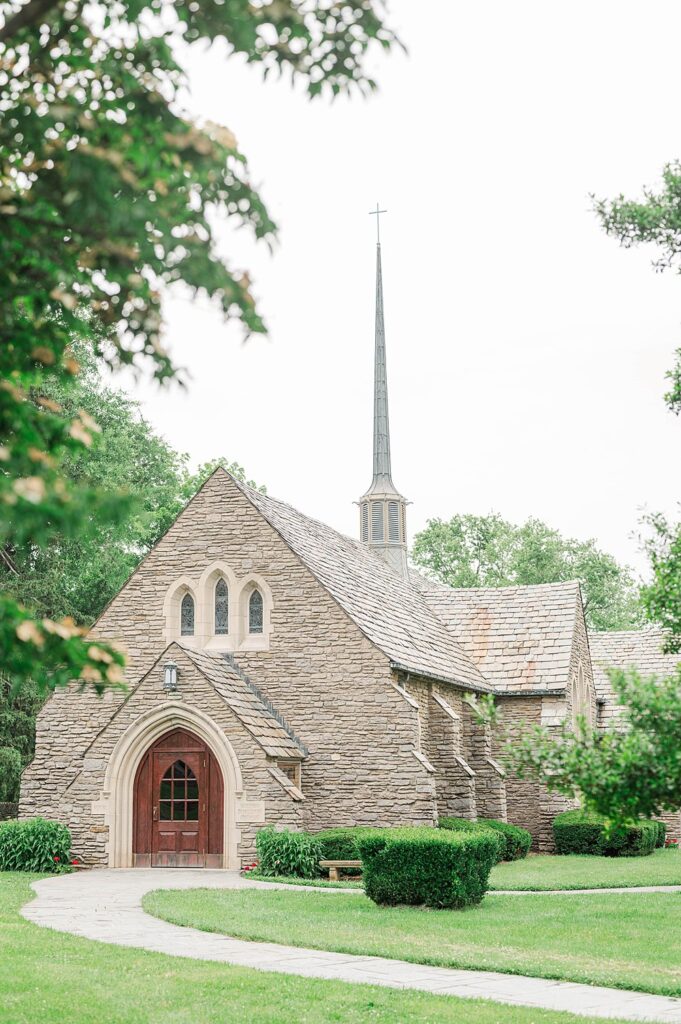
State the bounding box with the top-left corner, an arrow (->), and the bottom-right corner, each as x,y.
133,728 -> 224,867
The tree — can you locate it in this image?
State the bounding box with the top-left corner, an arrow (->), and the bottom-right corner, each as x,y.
0,346 -> 264,800
504,161 -> 681,825
506,666 -> 681,824
594,164 -> 681,416
412,513 -> 643,631
0,0 -> 397,693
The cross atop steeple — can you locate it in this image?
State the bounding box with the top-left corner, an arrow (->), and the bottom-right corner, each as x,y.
369,202 -> 387,244
358,206 -> 409,578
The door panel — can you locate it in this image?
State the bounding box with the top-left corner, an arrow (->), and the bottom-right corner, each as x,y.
151,750 -> 205,867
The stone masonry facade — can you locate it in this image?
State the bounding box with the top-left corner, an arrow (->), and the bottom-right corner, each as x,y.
22,468 -> 675,864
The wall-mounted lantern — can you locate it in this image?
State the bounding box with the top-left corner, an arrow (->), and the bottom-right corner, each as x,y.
163,660 -> 179,693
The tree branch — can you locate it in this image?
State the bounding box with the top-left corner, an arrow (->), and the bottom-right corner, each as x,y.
0,0 -> 63,42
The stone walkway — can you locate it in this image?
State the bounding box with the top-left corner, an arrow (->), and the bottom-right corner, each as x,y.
21,869 -> 681,1023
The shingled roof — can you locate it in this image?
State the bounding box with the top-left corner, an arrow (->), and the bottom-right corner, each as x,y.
411,574 -> 581,693
588,628 -> 681,726
174,643 -> 306,759
232,476 -> 490,692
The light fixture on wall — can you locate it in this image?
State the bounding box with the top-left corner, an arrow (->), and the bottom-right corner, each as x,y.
163,660 -> 179,693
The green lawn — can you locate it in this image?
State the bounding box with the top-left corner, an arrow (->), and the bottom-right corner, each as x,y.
490,849 -> 681,890
145,886 -> 681,997
250,848 -> 681,892
0,873 -> 635,1024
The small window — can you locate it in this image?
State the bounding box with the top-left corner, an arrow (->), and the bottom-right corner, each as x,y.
214,578 -> 228,635
361,502 -> 369,542
180,593 -> 194,636
159,760 -> 199,821
278,760 -> 301,788
249,589 -> 264,634
388,501 -> 400,542
371,501 -> 384,541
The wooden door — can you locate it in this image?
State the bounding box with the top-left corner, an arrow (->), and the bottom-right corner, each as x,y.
133,728 -> 224,868
152,749 -> 204,867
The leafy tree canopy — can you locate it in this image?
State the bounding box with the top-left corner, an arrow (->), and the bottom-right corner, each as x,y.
506,666 -> 681,824
0,0 -> 396,693
412,513 -> 643,631
594,164 -> 681,415
0,346 -> 263,800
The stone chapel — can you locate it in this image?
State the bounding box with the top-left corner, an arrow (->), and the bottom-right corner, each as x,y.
20,235 -> 681,866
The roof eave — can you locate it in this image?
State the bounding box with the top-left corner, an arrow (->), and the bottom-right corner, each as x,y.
389,661 -> 492,695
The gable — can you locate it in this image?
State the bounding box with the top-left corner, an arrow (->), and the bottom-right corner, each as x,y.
414,576 -> 582,693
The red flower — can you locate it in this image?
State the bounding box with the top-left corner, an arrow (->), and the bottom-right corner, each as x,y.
53,856 -> 60,862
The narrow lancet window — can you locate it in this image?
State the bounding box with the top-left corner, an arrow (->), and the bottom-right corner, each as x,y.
214,578 -> 229,635
249,589 -> 264,634
180,593 -> 195,636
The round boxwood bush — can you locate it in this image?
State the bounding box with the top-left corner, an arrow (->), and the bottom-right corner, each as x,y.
0,817 -> 71,872
357,826 -> 498,909
255,827 -> 323,878
553,810 -> 658,857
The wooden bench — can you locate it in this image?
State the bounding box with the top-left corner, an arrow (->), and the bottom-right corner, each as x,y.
319,859 -> 361,881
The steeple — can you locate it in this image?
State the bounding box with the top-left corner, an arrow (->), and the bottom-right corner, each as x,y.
359,206 -> 409,578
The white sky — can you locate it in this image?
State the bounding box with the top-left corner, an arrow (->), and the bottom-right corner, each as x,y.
126,0 -> 681,577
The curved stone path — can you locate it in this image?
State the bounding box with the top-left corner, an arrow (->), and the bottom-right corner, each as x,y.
21,869 -> 681,1023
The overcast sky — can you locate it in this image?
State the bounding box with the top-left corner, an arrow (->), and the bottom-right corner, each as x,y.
126,0 -> 681,577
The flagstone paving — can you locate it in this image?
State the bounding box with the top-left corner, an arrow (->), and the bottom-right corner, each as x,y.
21,869 -> 681,1023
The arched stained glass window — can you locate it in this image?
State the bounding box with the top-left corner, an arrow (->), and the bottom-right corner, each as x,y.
159,760 -> 199,821
249,589 -> 264,634
180,593 -> 194,636
215,578 -> 229,635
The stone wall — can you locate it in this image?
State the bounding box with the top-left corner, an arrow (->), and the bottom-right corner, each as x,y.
400,677 -> 506,825
21,471 -> 434,858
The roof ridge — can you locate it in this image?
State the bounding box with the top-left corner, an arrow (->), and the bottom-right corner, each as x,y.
428,580 -> 581,595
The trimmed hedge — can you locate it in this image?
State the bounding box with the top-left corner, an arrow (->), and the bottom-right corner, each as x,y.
553,811 -> 659,857
313,826 -> 375,875
437,818 -> 505,863
256,827 -> 323,878
0,817 -> 71,872
357,827 -> 498,909
480,819 -> 532,860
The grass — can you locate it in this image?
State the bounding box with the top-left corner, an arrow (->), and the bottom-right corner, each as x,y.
0,872 -> 638,1024
145,886 -> 681,997
490,849 -> 681,890
247,872 -> 363,889
247,849 -> 681,892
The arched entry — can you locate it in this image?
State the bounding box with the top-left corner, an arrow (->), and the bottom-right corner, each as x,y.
133,728 -> 224,867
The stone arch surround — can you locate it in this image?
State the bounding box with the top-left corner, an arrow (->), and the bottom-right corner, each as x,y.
98,702 -> 244,869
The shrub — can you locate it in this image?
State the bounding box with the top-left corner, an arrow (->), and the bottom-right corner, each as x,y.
438,818 -> 506,863
654,821 -> 667,849
313,826 -> 376,875
0,817 -> 71,872
255,827 -> 323,878
357,827 -> 498,909
480,820 -> 532,860
553,810 -> 658,857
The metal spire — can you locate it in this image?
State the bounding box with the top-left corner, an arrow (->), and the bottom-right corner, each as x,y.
359,204 -> 408,575
367,204 -> 396,494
